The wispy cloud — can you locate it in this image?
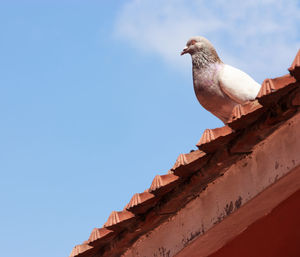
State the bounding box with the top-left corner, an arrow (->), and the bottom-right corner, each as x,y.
114,0 -> 300,81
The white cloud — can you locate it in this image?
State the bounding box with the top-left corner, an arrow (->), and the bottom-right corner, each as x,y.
114,0 -> 300,81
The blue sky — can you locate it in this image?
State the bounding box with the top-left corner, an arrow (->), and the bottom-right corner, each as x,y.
0,1 -> 299,257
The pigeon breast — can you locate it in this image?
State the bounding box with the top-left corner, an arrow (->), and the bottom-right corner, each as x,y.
193,63 -> 237,123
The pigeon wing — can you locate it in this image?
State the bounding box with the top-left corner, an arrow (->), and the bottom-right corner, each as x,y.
218,64 -> 261,104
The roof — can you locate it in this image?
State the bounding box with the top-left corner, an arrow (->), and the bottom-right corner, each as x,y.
69,49 -> 300,257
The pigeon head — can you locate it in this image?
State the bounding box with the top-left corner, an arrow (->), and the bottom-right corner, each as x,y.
181,36 -> 221,67
181,36 -> 215,56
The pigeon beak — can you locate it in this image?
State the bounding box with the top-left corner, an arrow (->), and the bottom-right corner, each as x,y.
181,47 -> 189,56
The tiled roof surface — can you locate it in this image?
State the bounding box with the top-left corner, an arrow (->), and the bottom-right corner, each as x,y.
69,50 -> 300,257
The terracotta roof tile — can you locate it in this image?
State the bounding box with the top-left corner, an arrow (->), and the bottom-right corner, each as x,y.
87,228 -> 114,247
149,174 -> 179,195
69,243 -> 94,257
171,150 -> 209,177
227,100 -> 264,130
257,78 -> 276,97
257,75 -> 297,106
125,192 -> 157,214
197,126 -> 234,153
103,210 -> 135,231
288,49 -> 300,80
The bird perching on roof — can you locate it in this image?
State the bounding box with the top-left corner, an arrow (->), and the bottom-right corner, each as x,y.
181,36 -> 261,124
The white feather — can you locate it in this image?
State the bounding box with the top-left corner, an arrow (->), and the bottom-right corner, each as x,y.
218,64 -> 261,104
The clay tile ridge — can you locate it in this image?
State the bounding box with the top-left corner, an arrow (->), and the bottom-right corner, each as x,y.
230,103 -> 246,121
288,49 -> 300,80
227,100 -> 264,130
103,210 -> 135,229
88,227 -> 114,246
69,243 -> 93,257
257,75 -> 297,99
149,174 -> 179,193
197,126 -> 233,153
125,191 -> 155,210
171,150 -> 208,177
257,78 -> 276,98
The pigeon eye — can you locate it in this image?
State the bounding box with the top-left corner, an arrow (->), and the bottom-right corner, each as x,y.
187,40 -> 196,47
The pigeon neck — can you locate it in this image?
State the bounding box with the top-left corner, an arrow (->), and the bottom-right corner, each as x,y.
191,49 -> 222,69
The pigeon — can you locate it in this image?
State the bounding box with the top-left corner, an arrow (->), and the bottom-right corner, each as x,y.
181,36 -> 261,124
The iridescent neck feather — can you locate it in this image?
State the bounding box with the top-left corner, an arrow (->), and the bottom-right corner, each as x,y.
192,48 -> 222,69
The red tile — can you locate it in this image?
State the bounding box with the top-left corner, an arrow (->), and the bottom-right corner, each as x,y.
69,244 -> 94,257
126,192 -> 154,209
288,49 -> 300,80
103,210 -> 135,231
171,150 -> 209,177
257,79 -> 276,98
227,100 -> 264,130
167,169 -> 174,174
257,75 -> 297,106
125,192 -> 158,214
197,129 -> 215,145
149,174 -> 179,195
88,228 -> 114,247
230,104 -> 246,121
197,126 -> 234,153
